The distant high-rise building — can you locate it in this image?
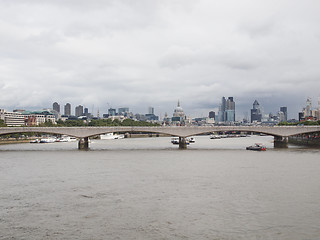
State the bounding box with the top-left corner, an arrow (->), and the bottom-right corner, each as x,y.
305,97 -> 312,117
298,112 -> 304,121
278,111 -> 285,122
75,105 -> 84,117
218,97 -> 235,122
53,102 -> 60,113
108,108 -> 116,116
209,111 -> 215,119
64,103 -> 71,116
226,97 -> 235,122
118,107 -> 129,116
280,107 -> 287,122
251,100 -> 262,123
148,107 -> 154,115
218,97 -> 226,122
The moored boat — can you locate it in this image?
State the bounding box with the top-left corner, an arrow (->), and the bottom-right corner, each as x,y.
100,133 -> 125,140
40,137 -> 56,143
30,138 -> 39,143
210,135 -> 221,139
171,137 -> 192,145
171,137 -> 180,144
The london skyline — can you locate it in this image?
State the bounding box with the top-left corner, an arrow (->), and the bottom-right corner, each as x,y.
1,0 -> 320,119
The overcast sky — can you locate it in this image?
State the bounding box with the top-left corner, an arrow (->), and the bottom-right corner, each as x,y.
1,0 -> 320,119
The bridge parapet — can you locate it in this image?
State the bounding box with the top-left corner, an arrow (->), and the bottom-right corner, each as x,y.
1,126 -> 320,138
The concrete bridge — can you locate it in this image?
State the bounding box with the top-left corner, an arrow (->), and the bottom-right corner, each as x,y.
0,126 -> 320,149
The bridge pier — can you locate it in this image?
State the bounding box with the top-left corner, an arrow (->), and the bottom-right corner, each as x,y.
274,136 -> 288,148
78,137 -> 89,150
179,137 -> 187,149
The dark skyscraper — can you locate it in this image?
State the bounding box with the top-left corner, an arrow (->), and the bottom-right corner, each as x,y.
53,102 -> 60,113
251,100 -> 262,123
64,103 -> 71,116
75,105 -> 84,117
209,111 -> 215,119
280,107 -> 287,122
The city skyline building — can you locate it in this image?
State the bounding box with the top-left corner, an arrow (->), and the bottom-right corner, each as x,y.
108,108 -> 116,116
218,97 -> 235,122
118,107 -> 129,116
53,102 -> 60,113
305,97 -> 312,117
148,107 -> 154,115
280,107 -> 288,122
209,111 -> 215,119
172,100 -> 185,124
75,105 -> 84,117
251,100 -> 262,123
64,103 -> 71,116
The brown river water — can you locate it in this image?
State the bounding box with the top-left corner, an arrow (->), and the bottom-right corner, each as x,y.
1,136 -> 320,240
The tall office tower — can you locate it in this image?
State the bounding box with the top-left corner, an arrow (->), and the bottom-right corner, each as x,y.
209,111 -> 215,119
280,107 -> 288,122
218,97 -> 235,122
218,97 -> 226,122
64,103 -> 71,116
148,107 -> 154,115
75,105 -> 84,117
251,100 -> 262,123
305,97 -> 312,117
226,97 -> 235,122
53,102 -> 60,113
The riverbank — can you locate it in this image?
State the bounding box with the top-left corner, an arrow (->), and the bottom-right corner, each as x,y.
0,139 -> 31,145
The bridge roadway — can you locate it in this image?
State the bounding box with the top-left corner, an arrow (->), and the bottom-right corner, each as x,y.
1,125 -> 320,149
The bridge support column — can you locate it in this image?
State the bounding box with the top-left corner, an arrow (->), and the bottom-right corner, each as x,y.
274,136 -> 288,148
78,137 -> 89,150
179,137 -> 187,149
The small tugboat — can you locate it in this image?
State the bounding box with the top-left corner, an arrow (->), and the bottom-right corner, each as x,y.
246,143 -> 266,151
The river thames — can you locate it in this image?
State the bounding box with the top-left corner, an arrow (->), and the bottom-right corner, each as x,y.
1,136 -> 320,240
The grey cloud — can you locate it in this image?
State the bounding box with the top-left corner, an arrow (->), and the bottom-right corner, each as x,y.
1,0 -> 320,118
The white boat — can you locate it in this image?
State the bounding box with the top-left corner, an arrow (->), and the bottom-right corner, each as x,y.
171,137 -> 179,144
56,136 -> 77,142
100,133 -> 125,140
30,138 -> 39,143
40,137 -> 56,143
171,137 -> 192,145
210,135 -> 221,139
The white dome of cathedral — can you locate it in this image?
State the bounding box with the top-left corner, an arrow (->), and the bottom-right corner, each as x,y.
173,100 -> 185,118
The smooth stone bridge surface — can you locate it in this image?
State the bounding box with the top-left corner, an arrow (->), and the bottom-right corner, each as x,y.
1,126 -> 320,149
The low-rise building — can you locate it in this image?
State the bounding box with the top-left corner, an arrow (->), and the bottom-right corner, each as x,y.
0,109 -> 56,126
